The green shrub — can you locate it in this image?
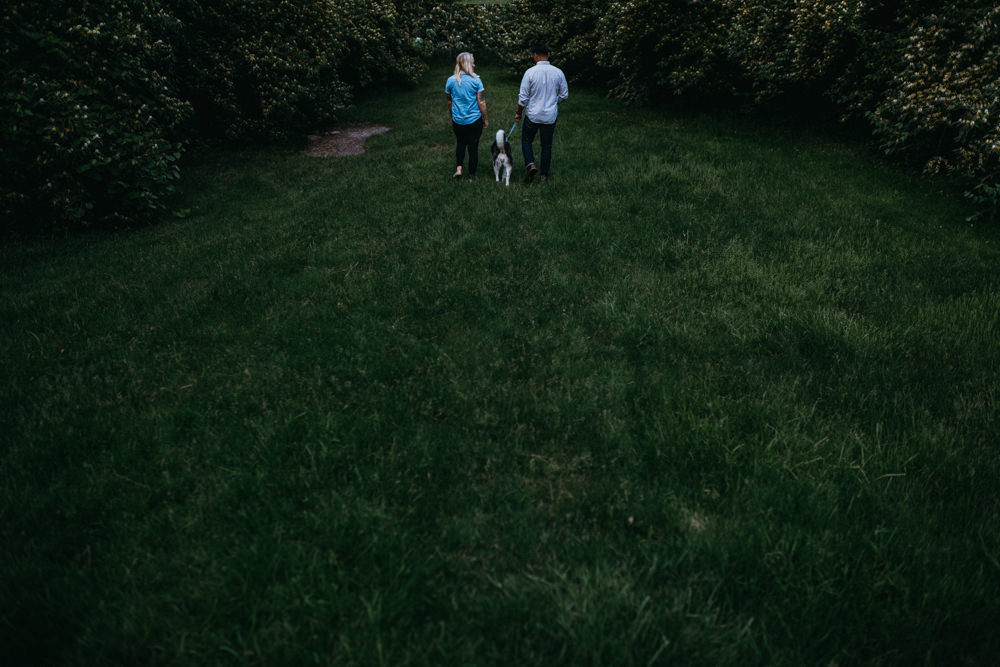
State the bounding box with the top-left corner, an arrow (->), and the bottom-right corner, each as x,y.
1,1 -> 189,231
6,0 -> 995,230
597,0 -> 736,103
2,0 -> 438,232
165,0 -> 429,140
500,0 -> 609,83
501,0 -> 999,220
724,0 -> 869,106
410,3 -> 512,62
867,4 -> 999,221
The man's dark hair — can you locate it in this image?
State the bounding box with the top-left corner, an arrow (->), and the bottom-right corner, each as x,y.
532,43 -> 549,56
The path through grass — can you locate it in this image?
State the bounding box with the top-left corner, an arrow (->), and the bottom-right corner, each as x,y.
3,66 -> 999,665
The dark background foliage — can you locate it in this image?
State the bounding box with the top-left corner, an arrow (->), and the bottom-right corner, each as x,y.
1,0 -> 436,232
1,1 -> 189,230
2,0 -> 997,232
499,0 -> 999,220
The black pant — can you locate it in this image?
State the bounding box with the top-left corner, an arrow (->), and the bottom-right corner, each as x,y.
453,117 -> 484,175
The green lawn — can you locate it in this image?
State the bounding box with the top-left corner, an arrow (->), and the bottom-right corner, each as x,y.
2,66 -> 999,665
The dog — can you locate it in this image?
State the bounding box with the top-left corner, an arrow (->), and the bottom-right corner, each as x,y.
490,129 -> 514,186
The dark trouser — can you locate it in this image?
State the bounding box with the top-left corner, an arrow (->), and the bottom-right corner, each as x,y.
521,117 -> 556,175
452,118 -> 484,175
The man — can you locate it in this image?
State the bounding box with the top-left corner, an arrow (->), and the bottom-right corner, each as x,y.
514,43 -> 569,183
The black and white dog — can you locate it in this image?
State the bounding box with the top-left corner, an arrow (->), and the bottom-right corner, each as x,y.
490,129 -> 514,186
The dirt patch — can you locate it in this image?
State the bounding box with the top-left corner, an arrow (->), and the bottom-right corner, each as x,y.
303,123 -> 390,157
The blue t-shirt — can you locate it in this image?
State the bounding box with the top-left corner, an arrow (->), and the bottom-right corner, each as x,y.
445,73 -> 484,125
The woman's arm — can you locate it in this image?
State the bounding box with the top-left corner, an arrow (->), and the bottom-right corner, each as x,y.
477,91 -> 488,128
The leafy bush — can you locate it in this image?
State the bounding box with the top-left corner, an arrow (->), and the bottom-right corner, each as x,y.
2,0 -> 441,232
500,0 -> 999,220
6,0 -> 995,231
725,0 -> 868,106
1,1 -> 190,230
868,4 -> 1000,221
163,0 -> 432,140
726,0 -> 998,218
499,0 -> 609,83
596,0 -> 736,103
410,3 -> 512,62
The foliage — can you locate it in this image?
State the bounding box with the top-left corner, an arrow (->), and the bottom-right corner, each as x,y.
164,0 -> 348,140
410,3 -> 512,62
106,0 -> 431,141
724,0 -> 867,105
1,0 -> 190,230
596,0 -> 736,102
498,0 -> 1000,220
2,0 -> 436,232
500,0 -> 610,83
868,4 -> 1000,221
5,1 -> 995,230
726,0 -> 999,219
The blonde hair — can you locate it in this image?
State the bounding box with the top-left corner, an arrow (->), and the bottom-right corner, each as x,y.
454,52 -> 477,86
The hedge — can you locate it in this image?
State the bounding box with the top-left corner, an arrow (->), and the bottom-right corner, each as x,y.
1,1 -> 189,230
497,0 -> 999,221
4,1 -> 996,231
1,0 -> 435,232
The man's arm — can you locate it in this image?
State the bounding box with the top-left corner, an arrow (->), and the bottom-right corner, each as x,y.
515,72 -> 531,120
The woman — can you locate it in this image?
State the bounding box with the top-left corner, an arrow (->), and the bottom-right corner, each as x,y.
445,52 -> 488,179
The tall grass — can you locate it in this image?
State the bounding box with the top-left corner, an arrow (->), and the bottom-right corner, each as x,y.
2,66 -> 999,665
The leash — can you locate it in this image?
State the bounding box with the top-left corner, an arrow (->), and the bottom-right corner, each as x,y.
508,121 -> 517,139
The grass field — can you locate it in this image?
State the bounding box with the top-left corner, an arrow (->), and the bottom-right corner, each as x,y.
2,66 -> 999,665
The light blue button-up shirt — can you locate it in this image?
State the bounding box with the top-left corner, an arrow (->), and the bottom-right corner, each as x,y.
518,61 -> 569,124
